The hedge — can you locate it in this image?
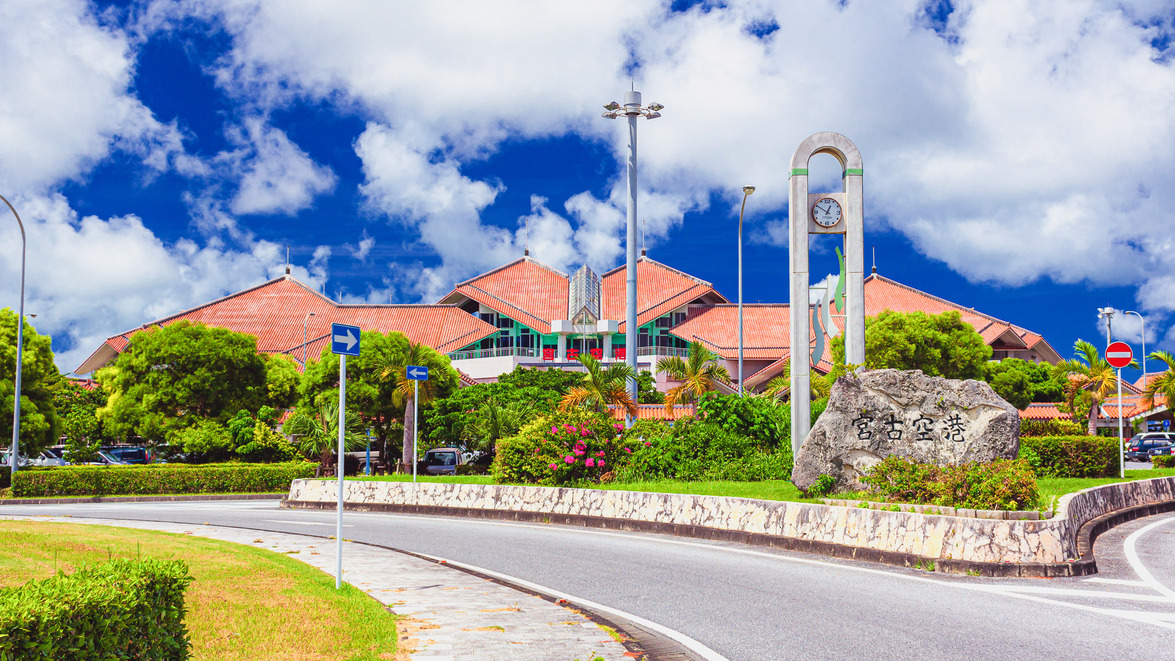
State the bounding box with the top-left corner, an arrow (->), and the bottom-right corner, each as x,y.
861,457 -> 1039,511
12,462 -> 315,498
1155,455 -> 1175,469
0,557 -> 193,660
1017,435 -> 1118,478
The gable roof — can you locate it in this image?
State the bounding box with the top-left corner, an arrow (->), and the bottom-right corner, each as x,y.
77,276 -> 498,374
438,257 -> 569,334
668,304 -> 791,361
600,256 -> 728,331
863,274 -> 1061,363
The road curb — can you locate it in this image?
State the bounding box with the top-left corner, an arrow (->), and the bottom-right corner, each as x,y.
0,493 -> 284,506
282,496 -> 1175,578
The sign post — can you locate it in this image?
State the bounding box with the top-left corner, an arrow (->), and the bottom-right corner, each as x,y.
330,323 -> 361,589
406,365 -> 429,483
1106,341 -> 1133,479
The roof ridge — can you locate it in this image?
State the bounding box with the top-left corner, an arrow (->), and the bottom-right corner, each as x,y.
453,257 -> 569,289
867,273 -> 1027,330
601,255 -> 714,289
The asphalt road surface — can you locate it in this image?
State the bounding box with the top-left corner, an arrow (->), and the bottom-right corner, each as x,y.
4,500 -> 1174,661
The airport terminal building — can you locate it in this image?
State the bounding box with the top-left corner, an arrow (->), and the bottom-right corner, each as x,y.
76,254 -> 1062,393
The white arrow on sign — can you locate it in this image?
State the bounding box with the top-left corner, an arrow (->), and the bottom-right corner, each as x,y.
408,366 -> 427,379
333,328 -> 358,351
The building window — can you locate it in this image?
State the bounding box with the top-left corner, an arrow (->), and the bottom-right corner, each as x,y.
499,331 -> 513,348
655,316 -> 671,328
497,316 -> 514,329
480,312 -> 497,326
672,311 -> 687,326
639,328 -> 650,347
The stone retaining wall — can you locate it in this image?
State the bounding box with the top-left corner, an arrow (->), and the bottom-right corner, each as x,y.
285,476 -> 1175,567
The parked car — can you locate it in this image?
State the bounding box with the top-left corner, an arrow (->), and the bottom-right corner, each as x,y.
101,446 -> 150,464
418,447 -> 466,475
1147,444 -> 1175,459
1125,432 -> 1175,461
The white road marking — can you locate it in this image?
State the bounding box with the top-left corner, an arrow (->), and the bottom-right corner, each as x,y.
1124,516 -> 1175,599
1084,577 -> 1150,587
260,520 -> 353,527
991,585 -> 1174,603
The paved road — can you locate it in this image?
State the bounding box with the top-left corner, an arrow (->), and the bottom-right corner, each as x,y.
5,500 -> 1175,660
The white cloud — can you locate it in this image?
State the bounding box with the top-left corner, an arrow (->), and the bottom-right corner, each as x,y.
0,193 -> 329,373
351,231 -> 375,261
0,0 -> 188,192
226,118 -> 337,216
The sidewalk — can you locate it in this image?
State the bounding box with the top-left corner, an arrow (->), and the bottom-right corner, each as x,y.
2,516 -> 634,661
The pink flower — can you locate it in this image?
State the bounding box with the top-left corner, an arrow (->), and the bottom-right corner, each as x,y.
581,429 -> 589,436
644,441 -> 652,446
564,456 -> 574,464
596,451 -> 605,457
549,463 -> 557,470
573,449 -> 584,456
598,459 -> 605,468
551,426 -> 558,434
614,424 -> 623,430
569,426 -> 577,432
585,458 -> 595,467
625,448 -> 632,454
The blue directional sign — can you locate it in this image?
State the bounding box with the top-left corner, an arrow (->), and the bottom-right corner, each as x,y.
406,365 -> 429,381
1166,419 -> 1171,430
330,323 -> 361,356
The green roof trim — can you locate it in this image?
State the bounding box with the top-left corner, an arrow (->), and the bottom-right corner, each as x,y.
789,168 -> 808,177
843,168 -> 863,177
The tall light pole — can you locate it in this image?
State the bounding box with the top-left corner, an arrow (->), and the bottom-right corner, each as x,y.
737,186 -> 755,395
603,90 -> 662,423
1125,310 -> 1147,380
2,194 -> 25,473
1097,307 -> 1114,348
302,312 -> 316,369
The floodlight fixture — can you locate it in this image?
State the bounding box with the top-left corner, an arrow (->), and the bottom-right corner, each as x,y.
648,102 -> 665,111
742,186 -> 756,196
604,101 -> 620,111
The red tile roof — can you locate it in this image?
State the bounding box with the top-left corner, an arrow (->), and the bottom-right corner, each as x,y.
78,276 -> 498,374
439,258 -> 569,334
863,275 -> 1059,362
601,257 -> 727,332
609,404 -> 694,422
1020,403 -> 1073,421
668,304 -> 790,360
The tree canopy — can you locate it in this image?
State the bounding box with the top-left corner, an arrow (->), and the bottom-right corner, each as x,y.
832,310 -> 991,380
981,358 -> 1064,410
0,309 -> 61,453
96,321 -> 267,442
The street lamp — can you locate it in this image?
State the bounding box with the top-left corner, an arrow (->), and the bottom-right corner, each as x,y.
1124,310 -> 1146,381
602,90 -> 663,422
1097,307 -> 1114,348
303,312 -> 316,369
737,186 -> 755,395
1,194 -> 25,473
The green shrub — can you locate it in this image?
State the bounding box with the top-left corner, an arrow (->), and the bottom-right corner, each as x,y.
1020,419 -> 1086,437
1018,435 -> 1118,478
235,425 -> 299,463
170,420 -> 233,462
862,457 -> 1038,511
491,409 -> 623,486
805,474 -> 837,498
1154,455 -> 1175,469
617,418 -> 791,482
0,466 -> 8,490
12,462 -> 315,498
0,557 -> 193,660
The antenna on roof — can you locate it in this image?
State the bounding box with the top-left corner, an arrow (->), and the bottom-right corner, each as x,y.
524,216 -> 530,257
285,245 -> 291,276
641,218 -> 647,257
871,246 -> 876,274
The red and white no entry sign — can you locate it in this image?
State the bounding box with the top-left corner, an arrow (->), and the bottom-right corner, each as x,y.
1106,341 -> 1133,369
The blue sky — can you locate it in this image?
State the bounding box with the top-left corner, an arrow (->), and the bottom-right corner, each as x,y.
1,0 -> 1173,380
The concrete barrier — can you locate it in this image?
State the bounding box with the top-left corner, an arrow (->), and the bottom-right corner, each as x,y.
284,475 -> 1175,577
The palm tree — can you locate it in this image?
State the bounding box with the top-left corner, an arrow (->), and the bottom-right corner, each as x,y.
762,365 -> 832,403
380,340 -> 447,468
656,341 -> 731,414
1056,339 -> 1133,435
282,400 -> 365,472
560,354 -> 638,418
462,393 -> 535,453
1142,350 -> 1175,412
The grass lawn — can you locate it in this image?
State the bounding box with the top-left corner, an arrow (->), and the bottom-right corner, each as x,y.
0,520 -> 397,661
1037,467 -> 1175,511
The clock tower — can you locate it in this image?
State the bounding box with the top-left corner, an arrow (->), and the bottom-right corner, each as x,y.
789,132 -> 866,456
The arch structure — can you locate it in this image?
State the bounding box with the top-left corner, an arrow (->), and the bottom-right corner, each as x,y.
789,132 -> 865,456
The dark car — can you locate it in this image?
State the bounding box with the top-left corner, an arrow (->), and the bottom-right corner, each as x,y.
101,446 -> 151,464
1125,433 -> 1175,461
418,447 -> 465,475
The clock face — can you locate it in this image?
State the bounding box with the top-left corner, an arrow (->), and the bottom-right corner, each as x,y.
812,197 -> 842,227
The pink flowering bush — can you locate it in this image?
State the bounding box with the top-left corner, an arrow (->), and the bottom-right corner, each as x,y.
491,409 -> 632,485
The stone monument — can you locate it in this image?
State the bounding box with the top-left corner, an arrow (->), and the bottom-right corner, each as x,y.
792,369 -> 1020,492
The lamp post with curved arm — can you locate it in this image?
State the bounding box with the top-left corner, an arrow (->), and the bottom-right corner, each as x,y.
2,194 -> 25,473
737,186 -> 755,395
303,312 -> 317,369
